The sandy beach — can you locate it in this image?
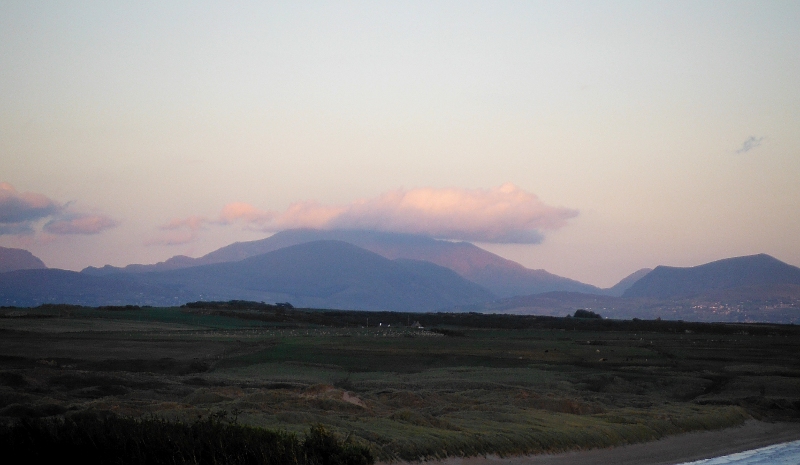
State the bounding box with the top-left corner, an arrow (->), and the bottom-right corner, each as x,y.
384,420 -> 800,465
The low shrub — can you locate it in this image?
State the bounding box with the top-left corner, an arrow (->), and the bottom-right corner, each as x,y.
0,412 -> 373,465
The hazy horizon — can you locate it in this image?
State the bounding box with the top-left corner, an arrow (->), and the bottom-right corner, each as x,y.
2,1 -> 799,287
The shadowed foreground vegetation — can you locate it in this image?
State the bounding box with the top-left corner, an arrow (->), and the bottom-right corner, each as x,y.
0,412 -> 371,465
1,302 -> 799,461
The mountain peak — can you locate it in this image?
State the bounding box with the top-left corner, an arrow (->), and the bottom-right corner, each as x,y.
0,246 -> 47,273
623,254 -> 800,299
81,229 -> 602,297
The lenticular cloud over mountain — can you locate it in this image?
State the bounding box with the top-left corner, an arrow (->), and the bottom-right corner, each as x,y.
157,184 -> 578,244
322,184 -> 577,243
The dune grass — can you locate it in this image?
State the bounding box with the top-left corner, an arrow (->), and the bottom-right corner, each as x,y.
1,305 -> 799,461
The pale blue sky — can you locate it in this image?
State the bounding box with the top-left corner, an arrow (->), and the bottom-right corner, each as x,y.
1,1 -> 799,286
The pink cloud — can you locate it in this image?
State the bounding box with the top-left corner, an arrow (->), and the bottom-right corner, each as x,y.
159,204 -> 272,233
43,214 -> 118,235
162,215 -> 209,232
219,202 -> 273,226
325,183 -> 576,243
146,215 -> 208,246
147,204 -> 273,246
0,182 -> 61,226
158,184 -> 577,245
273,202 -> 346,229
1,182 -> 117,237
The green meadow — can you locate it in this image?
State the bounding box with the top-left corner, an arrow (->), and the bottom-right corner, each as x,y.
1,303 -> 799,462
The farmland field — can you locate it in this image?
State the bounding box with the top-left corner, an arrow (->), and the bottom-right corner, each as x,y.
1,304 -> 799,461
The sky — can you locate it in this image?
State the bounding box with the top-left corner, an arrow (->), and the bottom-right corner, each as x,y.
1,1 -> 799,288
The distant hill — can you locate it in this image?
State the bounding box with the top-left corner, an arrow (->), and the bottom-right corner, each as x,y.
623,254 -> 800,299
449,283 -> 800,324
446,255 -> 800,323
0,268 -> 190,307
82,254 -> 201,275
84,229 -> 603,297
3,241 -> 494,311
0,247 -> 46,273
605,268 -> 652,296
452,291 -> 634,318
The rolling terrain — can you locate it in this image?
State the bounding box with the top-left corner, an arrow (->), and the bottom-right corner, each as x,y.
452,287 -> 800,324
1,303 -> 799,461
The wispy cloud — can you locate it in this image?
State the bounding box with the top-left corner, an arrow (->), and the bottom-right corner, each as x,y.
219,202 -> 273,226
154,184 -> 578,245
735,136 -> 766,154
43,214 -> 118,235
144,229 -> 199,246
146,205 -> 276,245
0,182 -> 118,237
0,223 -> 36,236
161,215 -> 210,232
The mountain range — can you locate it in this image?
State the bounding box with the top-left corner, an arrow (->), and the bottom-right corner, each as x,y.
458,254 -> 800,323
2,230 -> 799,322
0,240 -> 492,311
83,229 -> 608,297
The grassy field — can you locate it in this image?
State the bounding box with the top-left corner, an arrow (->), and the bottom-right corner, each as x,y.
1,303 -> 799,461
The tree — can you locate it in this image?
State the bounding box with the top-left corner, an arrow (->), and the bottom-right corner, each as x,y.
573,309 -> 602,319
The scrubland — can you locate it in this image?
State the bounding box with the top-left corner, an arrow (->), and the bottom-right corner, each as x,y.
1,304 -> 799,462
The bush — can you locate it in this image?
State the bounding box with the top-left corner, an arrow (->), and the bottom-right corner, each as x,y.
573,309 -> 602,319
0,412 -> 373,465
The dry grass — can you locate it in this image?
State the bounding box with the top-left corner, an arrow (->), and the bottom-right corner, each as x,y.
1,306 -> 799,461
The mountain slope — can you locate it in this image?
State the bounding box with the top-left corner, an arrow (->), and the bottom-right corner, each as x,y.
5,241 -> 494,310
84,229 -> 603,297
263,231 -> 602,296
604,268 -> 652,296
143,240 -> 494,311
623,254 -> 800,299
0,247 -> 47,272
